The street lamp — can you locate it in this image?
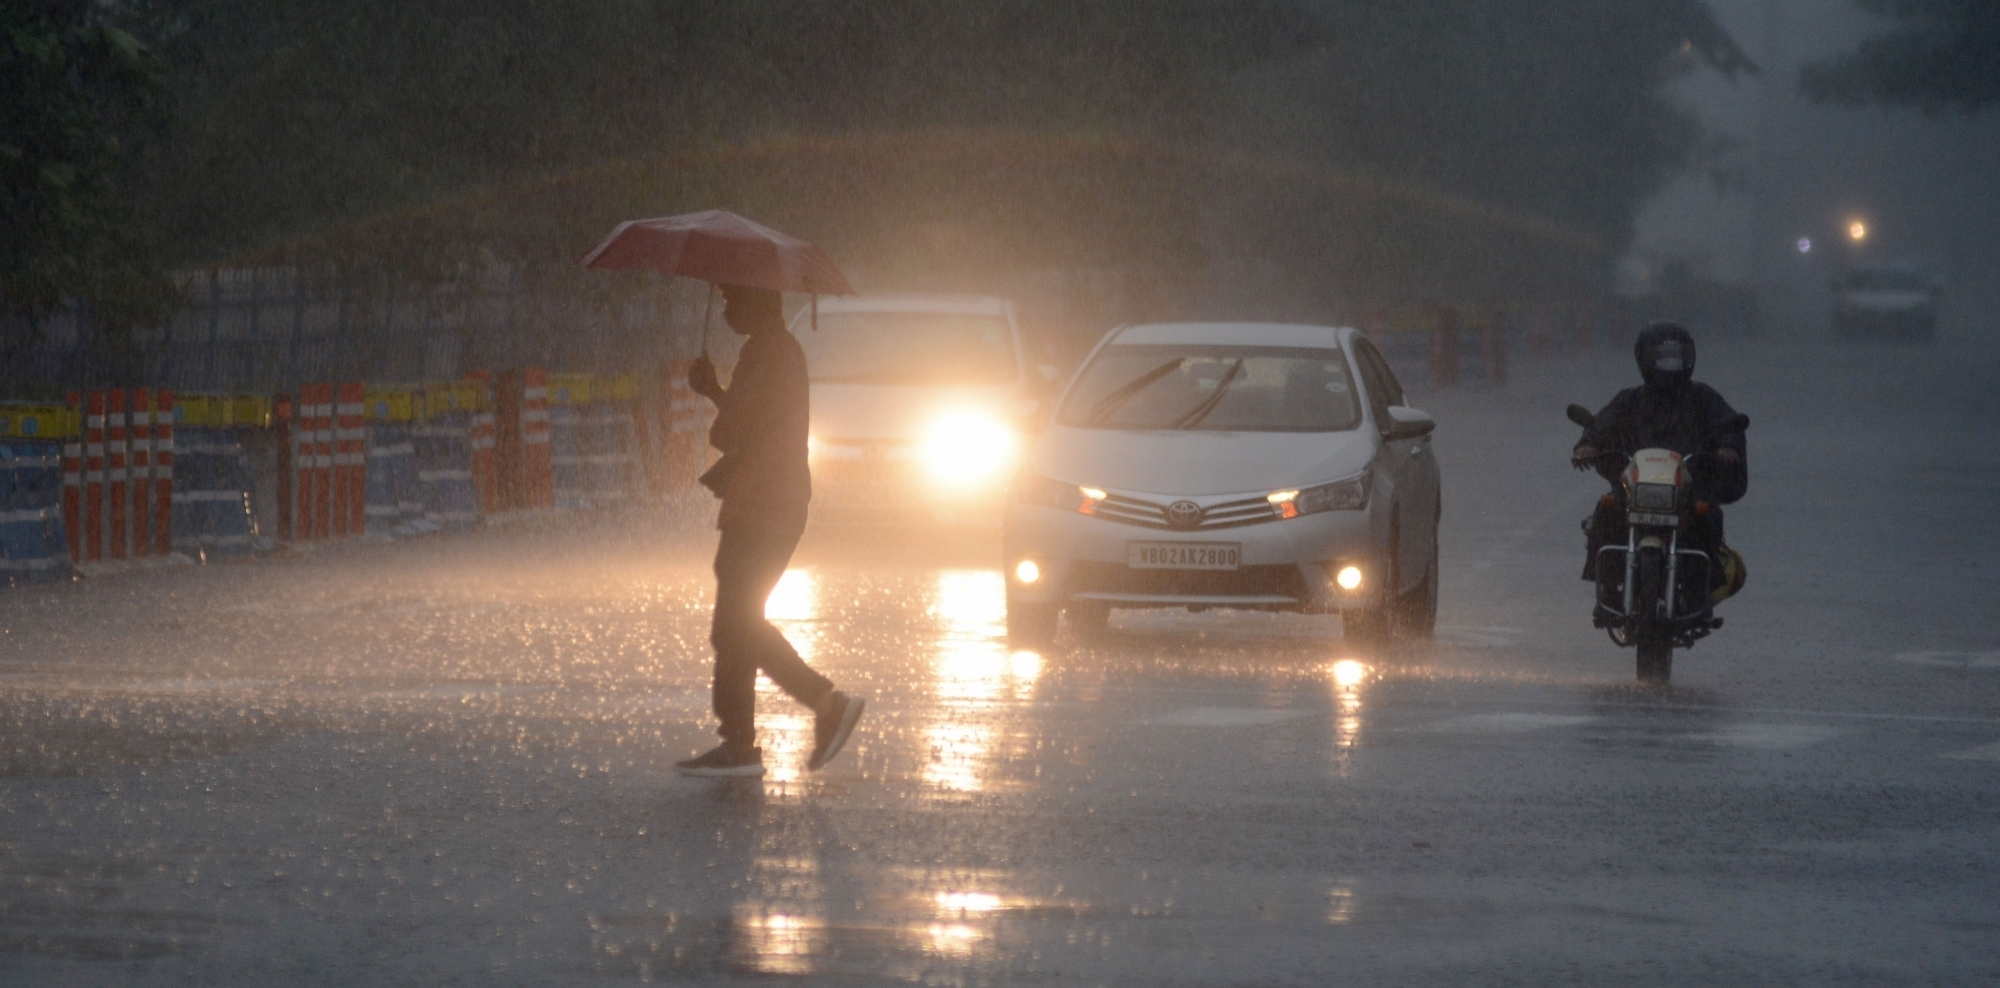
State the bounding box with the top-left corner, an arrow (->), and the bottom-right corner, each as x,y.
1848,219 -> 1867,243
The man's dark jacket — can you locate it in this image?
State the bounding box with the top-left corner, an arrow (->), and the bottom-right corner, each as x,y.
1580,381 -> 1748,504
699,329 -> 812,526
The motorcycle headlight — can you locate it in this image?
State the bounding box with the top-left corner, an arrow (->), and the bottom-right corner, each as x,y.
1267,473 -> 1371,519
1633,482 -> 1676,511
1012,473 -> 1107,515
920,412 -> 1018,487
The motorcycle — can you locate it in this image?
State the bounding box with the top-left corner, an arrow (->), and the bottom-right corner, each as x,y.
1566,404 -> 1748,683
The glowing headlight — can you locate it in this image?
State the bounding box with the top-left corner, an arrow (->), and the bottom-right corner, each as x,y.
1633,482 -> 1676,511
1013,473 -> 1106,515
1014,559 -> 1041,584
1267,473 -> 1371,519
1335,565 -> 1364,590
920,412 -> 1017,486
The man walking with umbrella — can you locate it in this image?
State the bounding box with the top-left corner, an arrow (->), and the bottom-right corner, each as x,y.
580,209 -> 866,778
674,283 -> 864,778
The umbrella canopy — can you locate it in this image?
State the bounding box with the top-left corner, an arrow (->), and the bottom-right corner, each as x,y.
579,209 -> 856,296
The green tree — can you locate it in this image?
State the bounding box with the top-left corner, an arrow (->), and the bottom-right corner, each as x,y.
1,0 -> 178,331
1802,0 -> 2000,114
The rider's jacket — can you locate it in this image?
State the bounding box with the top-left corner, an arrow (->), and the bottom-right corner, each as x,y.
1580,380 -> 1748,504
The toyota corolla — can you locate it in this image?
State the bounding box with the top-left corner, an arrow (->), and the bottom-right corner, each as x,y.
1003,322 -> 1441,644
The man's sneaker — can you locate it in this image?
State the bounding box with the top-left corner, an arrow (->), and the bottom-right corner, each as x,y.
675,743 -> 765,778
808,692 -> 865,771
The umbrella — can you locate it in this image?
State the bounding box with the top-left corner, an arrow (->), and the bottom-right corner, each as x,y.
579,209 -> 856,296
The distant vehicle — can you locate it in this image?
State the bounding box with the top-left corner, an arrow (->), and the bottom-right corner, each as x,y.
790,294 -> 1059,525
1003,323 -> 1440,645
1833,265 -> 1938,343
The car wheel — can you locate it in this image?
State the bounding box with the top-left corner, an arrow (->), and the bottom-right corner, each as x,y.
1065,602 -> 1111,640
1397,536 -> 1438,639
1007,600 -> 1059,647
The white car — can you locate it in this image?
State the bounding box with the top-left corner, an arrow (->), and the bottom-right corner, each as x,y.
790,294 -> 1058,525
1833,265 -> 1938,343
1003,322 -> 1440,644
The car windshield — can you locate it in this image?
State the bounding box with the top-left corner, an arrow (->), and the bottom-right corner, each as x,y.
1057,344 -> 1362,432
796,311 -> 1016,385
1843,269 -> 1928,291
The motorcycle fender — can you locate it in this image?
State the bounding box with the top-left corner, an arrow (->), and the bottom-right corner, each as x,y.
1638,535 -> 1666,550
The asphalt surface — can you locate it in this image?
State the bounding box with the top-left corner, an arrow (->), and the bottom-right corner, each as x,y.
3,335 -> 1998,986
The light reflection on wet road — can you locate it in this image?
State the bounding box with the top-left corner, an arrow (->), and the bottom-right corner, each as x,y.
4,340 -> 2000,985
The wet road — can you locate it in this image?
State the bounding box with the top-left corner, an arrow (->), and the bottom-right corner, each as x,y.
4,338 -> 1999,986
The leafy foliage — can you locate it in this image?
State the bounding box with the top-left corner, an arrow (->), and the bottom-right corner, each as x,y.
10,0 -> 1753,336
1801,0 -> 2000,114
1,0 -> 179,329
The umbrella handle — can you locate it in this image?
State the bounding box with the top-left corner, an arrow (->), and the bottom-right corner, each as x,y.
811,293 -> 817,331
699,282 -> 715,359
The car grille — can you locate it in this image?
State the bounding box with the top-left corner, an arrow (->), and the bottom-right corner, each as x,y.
1066,561 -> 1310,600
1092,493 -> 1278,531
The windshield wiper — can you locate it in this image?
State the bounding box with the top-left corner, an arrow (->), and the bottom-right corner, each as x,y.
1169,359 -> 1245,430
1083,359 -> 1184,425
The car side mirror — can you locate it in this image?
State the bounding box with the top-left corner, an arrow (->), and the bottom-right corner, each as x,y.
1383,405 -> 1435,441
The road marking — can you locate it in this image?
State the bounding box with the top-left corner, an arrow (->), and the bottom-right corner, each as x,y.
1893,651 -> 2000,670
1431,713 -> 1596,732
1941,742 -> 2000,762
1692,724 -> 1845,749
1146,707 -> 1312,727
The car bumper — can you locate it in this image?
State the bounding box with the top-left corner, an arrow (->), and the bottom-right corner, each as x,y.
1003,502 -> 1383,612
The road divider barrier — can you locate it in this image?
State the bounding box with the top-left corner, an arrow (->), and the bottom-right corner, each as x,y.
5,362 -> 744,588
0,439 -> 71,584
361,388 -> 425,537
170,426 -> 258,561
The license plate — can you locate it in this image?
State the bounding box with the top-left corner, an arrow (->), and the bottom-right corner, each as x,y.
1127,542 -> 1241,570
1628,511 -> 1679,527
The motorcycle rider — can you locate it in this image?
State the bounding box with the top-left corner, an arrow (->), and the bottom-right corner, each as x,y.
1572,322 -> 1747,599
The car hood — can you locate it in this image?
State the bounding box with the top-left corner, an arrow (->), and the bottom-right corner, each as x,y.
1029,426 -> 1378,497
809,383 -> 1030,441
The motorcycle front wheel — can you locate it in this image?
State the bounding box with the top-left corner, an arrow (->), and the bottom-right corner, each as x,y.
1633,545 -> 1672,684
1636,641 -> 1672,683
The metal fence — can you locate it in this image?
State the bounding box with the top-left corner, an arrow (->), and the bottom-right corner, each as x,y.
2,267 -> 717,398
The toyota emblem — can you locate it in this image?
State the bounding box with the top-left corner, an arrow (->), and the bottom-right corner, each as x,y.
1165,500 -> 1203,529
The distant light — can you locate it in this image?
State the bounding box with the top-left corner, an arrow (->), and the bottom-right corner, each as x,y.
1848,219 -> 1868,243
1332,659 -> 1368,687
1336,565 -> 1364,591
1796,237 -> 1813,254
1013,559 -> 1041,584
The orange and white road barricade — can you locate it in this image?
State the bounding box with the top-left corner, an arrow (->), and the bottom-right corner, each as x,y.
106,390 -> 129,559
129,388 -> 152,556
312,383 -> 334,541
521,368 -> 553,510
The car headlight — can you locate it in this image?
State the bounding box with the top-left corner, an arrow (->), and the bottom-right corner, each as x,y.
1632,482 -> 1676,511
920,412 -> 1018,486
1266,473 -> 1371,519
1012,473 -> 1107,515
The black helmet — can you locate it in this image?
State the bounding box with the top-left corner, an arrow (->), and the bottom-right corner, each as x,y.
1634,321 -> 1696,389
